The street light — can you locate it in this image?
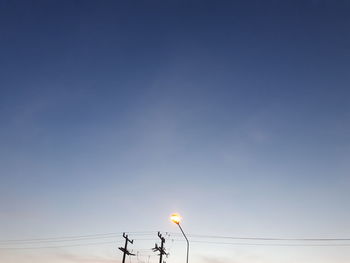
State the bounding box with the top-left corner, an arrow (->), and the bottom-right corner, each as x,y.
170,213 -> 189,263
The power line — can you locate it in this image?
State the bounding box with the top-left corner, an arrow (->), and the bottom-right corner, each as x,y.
179,233 -> 350,242
2,239 -> 350,250
0,235 -> 119,244
0,238 -> 159,250
0,231 -> 155,243
0,236 -> 158,245
0,241 -> 116,250
187,240 -> 350,247
3,231 -> 350,243
2,231 -> 350,250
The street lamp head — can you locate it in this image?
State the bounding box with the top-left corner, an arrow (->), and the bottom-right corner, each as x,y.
170,213 -> 182,225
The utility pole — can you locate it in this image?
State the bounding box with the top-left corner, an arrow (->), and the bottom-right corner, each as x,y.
119,233 -> 135,263
152,232 -> 168,263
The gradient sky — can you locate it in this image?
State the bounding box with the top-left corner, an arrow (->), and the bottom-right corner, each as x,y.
1,1 -> 350,263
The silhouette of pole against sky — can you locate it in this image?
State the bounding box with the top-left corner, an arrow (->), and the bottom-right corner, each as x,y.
119,233 -> 135,263
152,232 -> 168,263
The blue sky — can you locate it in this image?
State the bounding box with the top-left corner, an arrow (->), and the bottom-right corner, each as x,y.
0,1 -> 350,263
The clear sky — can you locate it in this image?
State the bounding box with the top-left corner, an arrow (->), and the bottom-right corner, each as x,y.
0,1 -> 350,263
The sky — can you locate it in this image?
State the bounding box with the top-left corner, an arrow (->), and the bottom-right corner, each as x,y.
0,0 -> 350,262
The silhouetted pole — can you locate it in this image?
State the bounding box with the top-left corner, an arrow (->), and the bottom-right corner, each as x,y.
159,233 -> 165,263
119,233 -> 135,263
152,232 -> 168,263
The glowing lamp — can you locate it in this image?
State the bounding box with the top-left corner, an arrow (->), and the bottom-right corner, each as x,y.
170,213 -> 182,224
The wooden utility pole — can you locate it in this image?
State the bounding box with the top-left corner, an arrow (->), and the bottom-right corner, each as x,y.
152,232 -> 168,263
119,233 -> 135,263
